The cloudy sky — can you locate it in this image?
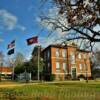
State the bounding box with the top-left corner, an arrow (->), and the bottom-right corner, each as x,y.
0,0 -> 56,60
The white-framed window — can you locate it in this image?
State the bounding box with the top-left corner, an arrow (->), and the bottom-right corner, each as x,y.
63,63 -> 67,72
62,49 -> 66,58
56,48 -> 59,57
56,62 -> 60,72
70,52 -> 75,64
84,53 -> 87,59
79,64 -> 83,72
78,53 -> 81,59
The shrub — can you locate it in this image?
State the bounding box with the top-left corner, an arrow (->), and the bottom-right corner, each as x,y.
45,74 -> 55,81
66,74 -> 72,80
78,74 -> 85,79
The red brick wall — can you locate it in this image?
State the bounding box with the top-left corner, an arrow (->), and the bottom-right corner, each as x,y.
0,67 -> 12,73
42,45 -> 91,79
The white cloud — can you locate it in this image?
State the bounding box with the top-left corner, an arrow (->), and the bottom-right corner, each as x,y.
0,38 -> 4,42
39,36 -> 54,47
16,25 -> 26,32
39,32 -> 65,48
0,9 -> 17,30
39,7 -> 69,36
93,24 -> 100,32
0,9 -> 26,31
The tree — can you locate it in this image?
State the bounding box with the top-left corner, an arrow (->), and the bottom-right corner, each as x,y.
0,51 -> 4,67
91,49 -> 100,78
14,63 -> 25,74
31,46 -> 44,79
30,55 -> 44,79
0,51 -> 4,66
14,52 -> 25,77
92,49 -> 100,67
40,0 -> 100,49
95,50 -> 100,65
14,49 -> 44,80
14,52 -> 25,66
0,51 -> 4,81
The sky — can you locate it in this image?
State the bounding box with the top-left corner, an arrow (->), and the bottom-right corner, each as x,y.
0,0 -> 54,61
0,0 -> 100,63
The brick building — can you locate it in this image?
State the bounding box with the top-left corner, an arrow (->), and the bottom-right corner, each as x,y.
41,44 -> 91,80
0,67 -> 13,80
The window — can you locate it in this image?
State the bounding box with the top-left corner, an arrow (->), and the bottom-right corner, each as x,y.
48,62 -> 50,71
84,64 -> 86,70
47,50 -> 50,59
70,52 -> 75,64
48,62 -> 50,68
84,53 -> 87,59
79,64 -> 83,72
78,53 -> 81,59
44,52 -> 46,60
62,49 -> 66,58
72,68 -> 76,78
56,49 -> 59,57
56,62 -> 60,72
63,63 -> 67,72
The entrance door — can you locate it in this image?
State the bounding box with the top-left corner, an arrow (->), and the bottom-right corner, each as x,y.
72,68 -> 76,79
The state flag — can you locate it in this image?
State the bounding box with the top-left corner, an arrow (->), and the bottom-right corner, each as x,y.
26,36 -> 38,45
8,40 -> 15,49
7,48 -> 14,55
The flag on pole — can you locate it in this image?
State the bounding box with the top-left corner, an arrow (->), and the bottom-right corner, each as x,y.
26,36 -> 38,45
7,48 -> 14,55
8,40 -> 15,49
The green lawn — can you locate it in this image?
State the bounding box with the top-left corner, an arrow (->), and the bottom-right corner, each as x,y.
0,81 -> 100,100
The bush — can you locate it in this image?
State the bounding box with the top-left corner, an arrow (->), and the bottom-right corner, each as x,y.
44,74 -> 55,81
78,74 -> 85,79
66,74 -> 72,80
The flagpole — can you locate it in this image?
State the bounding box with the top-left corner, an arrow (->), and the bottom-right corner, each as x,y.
12,60 -> 15,80
7,40 -> 15,80
8,56 -> 14,80
9,56 -> 14,80
37,45 -> 40,81
26,36 -> 39,80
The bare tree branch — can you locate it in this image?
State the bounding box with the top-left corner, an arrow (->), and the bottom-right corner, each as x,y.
40,0 -> 100,50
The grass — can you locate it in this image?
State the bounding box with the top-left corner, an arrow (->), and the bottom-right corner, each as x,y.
0,80 -> 100,100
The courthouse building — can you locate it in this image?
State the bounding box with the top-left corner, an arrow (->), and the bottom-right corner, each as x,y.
41,44 -> 91,80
